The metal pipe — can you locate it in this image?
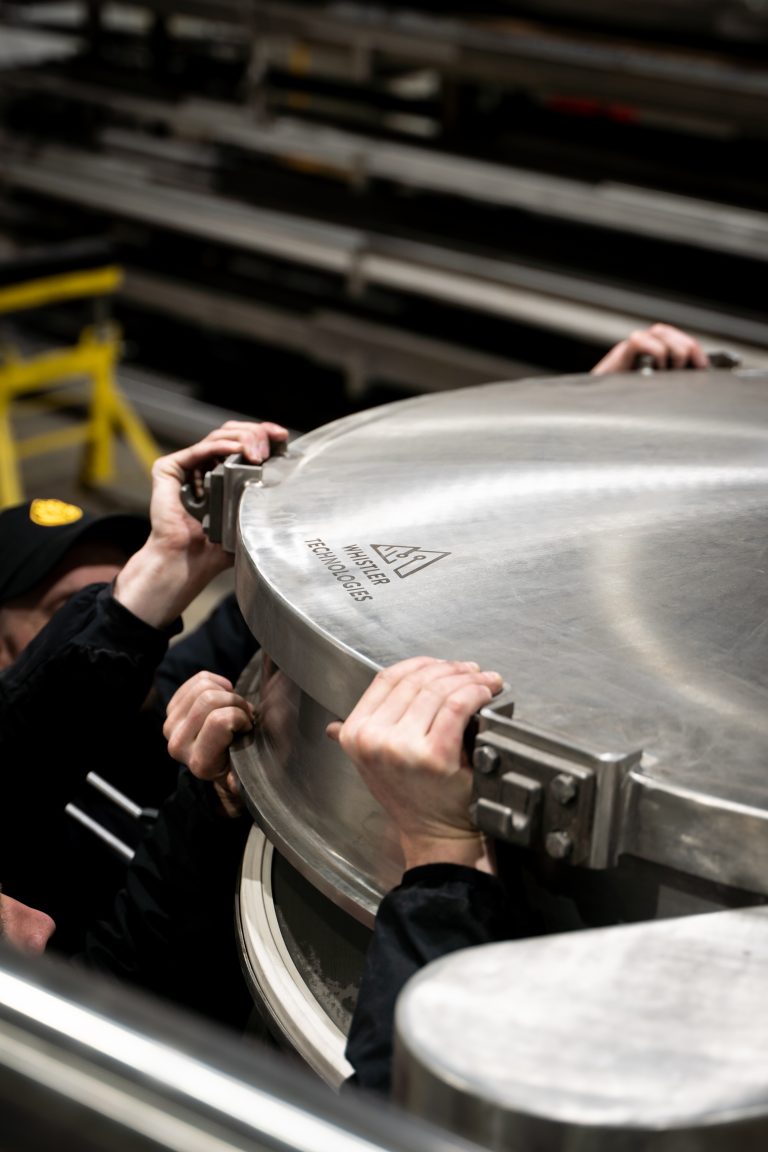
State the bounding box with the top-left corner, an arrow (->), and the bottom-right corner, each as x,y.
0,944 -> 479,1152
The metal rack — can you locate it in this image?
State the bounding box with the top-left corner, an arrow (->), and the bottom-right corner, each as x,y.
1,1 -> 766,424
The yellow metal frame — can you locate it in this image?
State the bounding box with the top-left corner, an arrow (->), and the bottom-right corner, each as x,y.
0,266 -> 124,317
0,263 -> 160,508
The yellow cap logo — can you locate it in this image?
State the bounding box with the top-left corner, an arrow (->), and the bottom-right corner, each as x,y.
29,499 -> 85,527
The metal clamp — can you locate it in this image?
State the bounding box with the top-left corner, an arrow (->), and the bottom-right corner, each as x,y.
470,692 -> 642,868
181,453 -> 265,550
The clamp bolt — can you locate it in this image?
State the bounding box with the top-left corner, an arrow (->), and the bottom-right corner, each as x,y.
473,746 -> 500,775
545,831 -> 573,860
551,773 -> 577,806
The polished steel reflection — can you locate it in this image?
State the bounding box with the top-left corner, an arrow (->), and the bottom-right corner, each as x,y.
233,654 -> 402,923
394,905 -> 768,1150
234,368 -> 768,917
0,944 -> 477,1152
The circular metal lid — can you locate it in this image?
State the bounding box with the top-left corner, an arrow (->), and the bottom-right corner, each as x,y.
234,368 -> 768,898
393,906 -> 768,1148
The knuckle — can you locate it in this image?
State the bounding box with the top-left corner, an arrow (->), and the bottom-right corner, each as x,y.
354,725 -> 383,761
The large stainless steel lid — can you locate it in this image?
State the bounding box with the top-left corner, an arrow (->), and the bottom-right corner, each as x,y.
393,906 -> 768,1150
233,368 -> 768,908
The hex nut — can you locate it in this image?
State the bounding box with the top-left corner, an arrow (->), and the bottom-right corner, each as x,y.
551,773 -> 577,805
545,830 -> 574,860
474,746 -> 500,775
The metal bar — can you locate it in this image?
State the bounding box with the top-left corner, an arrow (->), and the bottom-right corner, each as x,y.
64,803 -> 135,862
4,146 -> 767,364
84,771 -> 146,820
2,70 -> 765,258
0,266 -> 122,316
622,771 -> 768,899
0,944 -> 480,1152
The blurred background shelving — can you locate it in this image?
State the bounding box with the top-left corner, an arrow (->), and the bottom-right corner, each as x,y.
1,0 -> 767,451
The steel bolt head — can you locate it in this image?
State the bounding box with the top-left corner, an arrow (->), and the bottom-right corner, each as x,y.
545,830 -> 573,860
551,773 -> 577,805
473,745 -> 500,775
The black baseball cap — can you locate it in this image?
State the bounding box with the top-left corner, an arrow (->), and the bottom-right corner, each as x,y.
0,498 -> 150,606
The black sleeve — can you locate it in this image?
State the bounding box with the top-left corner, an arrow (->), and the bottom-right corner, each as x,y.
344,864 -> 533,1096
152,592 -> 259,712
0,582 -> 179,807
77,770 -> 253,1032
0,583 -> 182,916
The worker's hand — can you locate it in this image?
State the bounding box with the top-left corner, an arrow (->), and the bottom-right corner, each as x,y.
115,420 -> 288,627
326,657 -> 503,873
149,419 -> 289,582
591,323 -> 709,375
164,670 -> 254,818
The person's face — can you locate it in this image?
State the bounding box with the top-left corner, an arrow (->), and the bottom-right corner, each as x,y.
0,540 -> 129,669
0,890 -> 55,954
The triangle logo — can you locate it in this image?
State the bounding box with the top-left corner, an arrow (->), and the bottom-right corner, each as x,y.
370,544 -> 451,579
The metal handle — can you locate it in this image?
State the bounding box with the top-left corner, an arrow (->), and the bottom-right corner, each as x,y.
180,441 -> 291,547
180,477 -> 208,521
179,453 -> 264,548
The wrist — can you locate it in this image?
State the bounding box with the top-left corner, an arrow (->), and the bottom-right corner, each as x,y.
114,540 -> 203,628
400,831 -> 496,875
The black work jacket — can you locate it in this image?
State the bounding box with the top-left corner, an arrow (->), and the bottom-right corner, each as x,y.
78,768 -> 253,1032
345,863 -> 538,1096
0,582 -> 257,954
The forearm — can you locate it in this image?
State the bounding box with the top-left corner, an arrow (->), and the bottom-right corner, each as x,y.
345,864 -> 521,1095
113,537 -> 223,629
152,592 -> 259,712
0,584 -> 179,817
0,584 -> 175,740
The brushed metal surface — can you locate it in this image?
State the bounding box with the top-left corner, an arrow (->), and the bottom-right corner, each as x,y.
393,906 -> 768,1149
232,654 -> 403,923
234,368 -> 768,910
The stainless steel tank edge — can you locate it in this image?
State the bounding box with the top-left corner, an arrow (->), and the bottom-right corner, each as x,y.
216,369 -> 768,904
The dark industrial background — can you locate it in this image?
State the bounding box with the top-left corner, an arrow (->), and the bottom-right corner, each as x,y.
1,0 -> 767,448
2,10 -> 768,1147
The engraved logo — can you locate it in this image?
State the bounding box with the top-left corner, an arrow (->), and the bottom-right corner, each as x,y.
370,544 -> 451,578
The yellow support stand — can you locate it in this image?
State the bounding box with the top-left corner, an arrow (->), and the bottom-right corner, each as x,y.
0,262 -> 160,509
